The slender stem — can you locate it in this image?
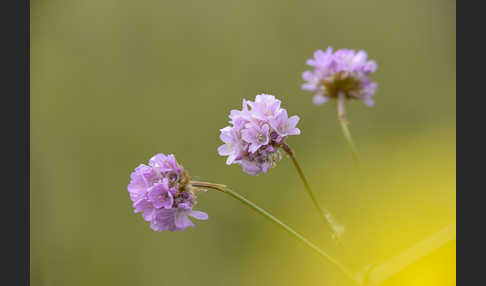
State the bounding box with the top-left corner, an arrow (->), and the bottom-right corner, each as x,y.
337,92 -> 361,167
190,180 -> 360,285
282,143 -> 344,240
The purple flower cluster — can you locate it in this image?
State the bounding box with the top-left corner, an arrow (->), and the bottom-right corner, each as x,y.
127,154 -> 208,232
302,47 -> 378,107
218,94 -> 300,175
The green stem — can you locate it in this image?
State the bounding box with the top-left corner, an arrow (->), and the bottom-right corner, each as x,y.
190,181 -> 359,285
282,144 -> 344,240
337,92 -> 361,168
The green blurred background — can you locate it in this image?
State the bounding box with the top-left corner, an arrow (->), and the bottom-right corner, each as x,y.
31,0 -> 456,285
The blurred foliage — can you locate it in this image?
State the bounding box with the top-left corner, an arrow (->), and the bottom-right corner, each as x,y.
31,0 -> 455,285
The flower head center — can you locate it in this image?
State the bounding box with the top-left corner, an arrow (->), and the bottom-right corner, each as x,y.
321,71 -> 361,99
257,133 -> 266,143
157,193 -> 168,202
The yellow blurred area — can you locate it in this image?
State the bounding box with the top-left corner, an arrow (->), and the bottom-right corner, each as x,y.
376,234 -> 456,286
31,0 -> 455,285
246,128 -> 456,286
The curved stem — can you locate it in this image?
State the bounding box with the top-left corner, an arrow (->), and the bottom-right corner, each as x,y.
190,180 -> 359,285
282,144 -> 344,240
337,92 -> 361,168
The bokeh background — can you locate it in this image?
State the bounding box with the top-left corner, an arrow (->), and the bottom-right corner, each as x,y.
31,0 -> 456,285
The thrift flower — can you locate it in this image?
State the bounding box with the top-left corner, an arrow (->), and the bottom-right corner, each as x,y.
302,47 -> 378,106
218,94 -> 301,175
127,153 -> 208,232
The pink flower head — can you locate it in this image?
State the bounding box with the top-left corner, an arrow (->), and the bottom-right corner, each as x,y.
218,94 -> 300,175
127,153 -> 208,232
302,47 -> 378,106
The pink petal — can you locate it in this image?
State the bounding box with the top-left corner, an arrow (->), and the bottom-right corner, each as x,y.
189,211 -> 209,220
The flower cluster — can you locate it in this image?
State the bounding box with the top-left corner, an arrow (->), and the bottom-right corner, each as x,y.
302,47 -> 378,107
127,154 -> 208,232
218,94 -> 300,175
